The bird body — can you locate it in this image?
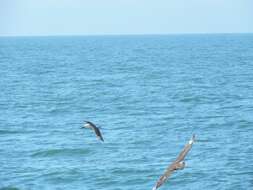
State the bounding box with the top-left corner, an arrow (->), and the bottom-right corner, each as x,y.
152,135 -> 195,190
82,121 -> 104,142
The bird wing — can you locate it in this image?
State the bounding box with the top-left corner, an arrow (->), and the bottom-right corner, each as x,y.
85,121 -> 96,128
153,164 -> 175,190
175,134 -> 195,163
93,127 -> 104,142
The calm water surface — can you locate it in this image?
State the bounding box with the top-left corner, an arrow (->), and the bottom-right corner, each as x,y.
0,34 -> 253,190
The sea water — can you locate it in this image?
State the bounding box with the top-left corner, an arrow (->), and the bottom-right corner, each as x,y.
0,34 -> 253,190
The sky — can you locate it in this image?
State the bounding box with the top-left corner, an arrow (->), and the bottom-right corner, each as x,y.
1,0 -> 253,36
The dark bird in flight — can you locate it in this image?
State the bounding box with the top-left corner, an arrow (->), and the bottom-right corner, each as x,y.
81,121 -> 104,142
152,134 -> 196,190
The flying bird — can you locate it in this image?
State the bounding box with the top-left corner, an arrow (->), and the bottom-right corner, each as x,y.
81,121 -> 104,142
152,134 -> 195,190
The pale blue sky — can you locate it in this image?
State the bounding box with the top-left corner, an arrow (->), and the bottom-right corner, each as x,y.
1,0 -> 253,36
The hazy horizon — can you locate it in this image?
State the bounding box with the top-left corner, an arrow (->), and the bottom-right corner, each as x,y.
1,32 -> 253,38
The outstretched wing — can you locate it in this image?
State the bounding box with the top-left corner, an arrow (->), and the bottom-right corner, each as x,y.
152,165 -> 174,190
175,134 -> 195,163
93,127 -> 104,142
85,121 -> 96,128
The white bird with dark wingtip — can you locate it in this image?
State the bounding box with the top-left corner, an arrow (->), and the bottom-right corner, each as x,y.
81,121 -> 104,142
152,134 -> 196,190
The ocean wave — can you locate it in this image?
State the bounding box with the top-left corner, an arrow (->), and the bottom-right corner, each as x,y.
0,187 -> 20,190
31,148 -> 91,157
0,130 -> 20,135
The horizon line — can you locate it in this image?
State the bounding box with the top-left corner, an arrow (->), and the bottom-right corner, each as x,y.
0,32 -> 253,38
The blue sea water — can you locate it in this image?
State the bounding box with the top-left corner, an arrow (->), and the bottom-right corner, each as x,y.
0,34 -> 253,190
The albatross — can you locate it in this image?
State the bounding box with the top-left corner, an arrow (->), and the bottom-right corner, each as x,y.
152,134 -> 195,190
81,121 -> 104,142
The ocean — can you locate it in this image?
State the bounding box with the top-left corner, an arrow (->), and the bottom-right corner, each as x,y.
0,34 -> 253,190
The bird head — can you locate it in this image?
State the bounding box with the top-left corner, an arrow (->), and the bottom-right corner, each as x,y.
81,121 -> 90,129
175,161 -> 185,170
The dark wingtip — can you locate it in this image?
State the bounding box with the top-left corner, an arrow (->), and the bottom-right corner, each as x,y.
192,134 -> 196,141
